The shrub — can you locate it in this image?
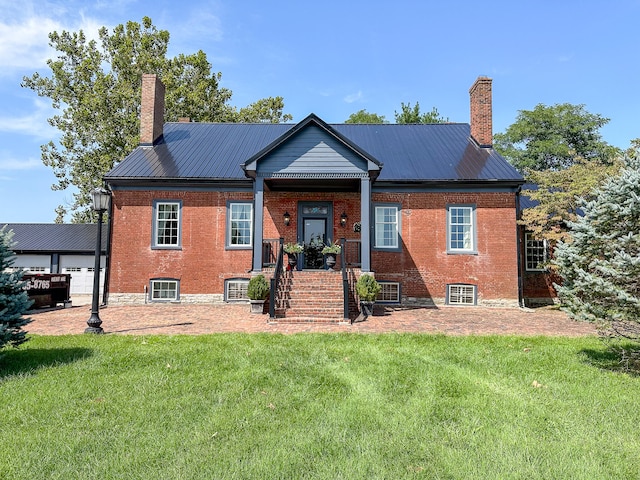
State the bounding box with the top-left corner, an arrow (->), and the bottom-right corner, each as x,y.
0,226 -> 33,349
356,274 -> 381,302
247,274 -> 270,300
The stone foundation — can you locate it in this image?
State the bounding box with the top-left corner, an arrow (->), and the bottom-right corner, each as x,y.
107,293 -> 225,305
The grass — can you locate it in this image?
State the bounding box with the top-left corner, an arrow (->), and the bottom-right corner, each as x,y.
1,333 -> 639,479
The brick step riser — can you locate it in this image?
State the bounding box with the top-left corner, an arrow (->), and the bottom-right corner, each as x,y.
273,271 -> 349,323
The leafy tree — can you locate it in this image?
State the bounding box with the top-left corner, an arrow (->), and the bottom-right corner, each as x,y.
554,157 -> 640,343
494,103 -> 619,172
345,109 -> 388,124
394,102 -> 448,124
521,157 -> 622,243
0,227 -> 32,349
22,17 -> 292,222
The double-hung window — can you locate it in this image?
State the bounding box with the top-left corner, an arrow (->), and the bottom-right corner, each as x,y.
153,200 -> 181,248
525,233 -> 548,271
447,205 -> 476,253
227,201 -> 253,248
374,204 -> 400,250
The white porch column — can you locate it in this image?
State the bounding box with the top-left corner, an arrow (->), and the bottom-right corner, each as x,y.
360,177 -> 371,272
252,177 -> 264,272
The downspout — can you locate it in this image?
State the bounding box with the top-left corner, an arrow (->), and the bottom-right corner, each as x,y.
102,183 -> 113,306
515,186 -> 525,308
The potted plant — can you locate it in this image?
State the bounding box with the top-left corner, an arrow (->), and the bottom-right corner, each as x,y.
355,274 -> 381,318
283,242 -> 303,267
321,240 -> 342,270
247,274 -> 270,314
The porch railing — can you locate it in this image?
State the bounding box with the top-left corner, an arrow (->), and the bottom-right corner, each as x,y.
262,238 -> 280,268
343,239 -> 361,267
268,238 -> 284,319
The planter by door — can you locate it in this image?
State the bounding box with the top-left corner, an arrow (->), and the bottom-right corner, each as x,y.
250,299 -> 265,314
325,253 -> 337,270
360,300 -> 374,317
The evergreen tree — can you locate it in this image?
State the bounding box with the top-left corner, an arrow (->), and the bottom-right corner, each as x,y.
554,157 -> 640,339
0,227 -> 33,349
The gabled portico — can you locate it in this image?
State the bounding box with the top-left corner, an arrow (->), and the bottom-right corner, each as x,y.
241,114 -> 382,273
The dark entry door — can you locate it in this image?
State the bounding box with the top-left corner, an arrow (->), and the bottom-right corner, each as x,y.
303,218 -> 326,269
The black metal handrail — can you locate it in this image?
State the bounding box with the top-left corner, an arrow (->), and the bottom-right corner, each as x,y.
340,238 -> 350,322
269,238 -> 284,319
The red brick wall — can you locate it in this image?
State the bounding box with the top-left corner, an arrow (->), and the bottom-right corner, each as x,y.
519,227 -> 559,304
109,189 -> 519,303
109,190 -> 254,295
371,191 -> 519,302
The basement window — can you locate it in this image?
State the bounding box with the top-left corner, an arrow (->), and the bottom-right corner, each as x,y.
225,278 -> 250,302
377,281 -> 400,304
446,284 -> 477,306
150,279 -> 180,302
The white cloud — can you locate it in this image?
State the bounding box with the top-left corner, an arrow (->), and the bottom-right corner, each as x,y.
0,4 -> 106,74
344,91 -> 363,103
0,155 -> 42,171
0,16 -> 62,70
0,98 -> 58,139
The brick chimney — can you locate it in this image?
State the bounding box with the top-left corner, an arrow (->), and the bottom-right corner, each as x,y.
469,76 -> 492,147
140,74 -> 165,145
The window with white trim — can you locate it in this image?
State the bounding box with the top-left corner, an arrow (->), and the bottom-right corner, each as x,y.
28,266 -> 46,273
63,267 -> 82,272
153,201 -> 181,248
525,233 -> 548,271
374,204 -> 400,249
446,284 -> 477,305
377,281 -> 400,303
225,278 -> 250,301
150,279 -> 179,302
227,202 -> 253,248
447,205 -> 476,253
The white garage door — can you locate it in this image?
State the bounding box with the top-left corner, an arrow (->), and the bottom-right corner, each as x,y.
60,255 -> 106,295
13,254 -> 51,273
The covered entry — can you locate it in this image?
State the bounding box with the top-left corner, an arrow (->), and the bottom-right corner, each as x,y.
241,114 -> 381,273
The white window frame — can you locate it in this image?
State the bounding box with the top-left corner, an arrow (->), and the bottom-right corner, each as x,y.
225,278 -> 250,302
525,233 -> 548,271
227,201 -> 253,249
152,200 -> 182,249
377,281 -> 400,304
374,204 -> 400,250
446,204 -> 477,254
150,279 -> 180,302
446,284 -> 477,306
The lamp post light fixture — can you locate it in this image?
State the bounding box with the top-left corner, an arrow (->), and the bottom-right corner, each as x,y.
85,187 -> 111,334
283,211 -> 291,227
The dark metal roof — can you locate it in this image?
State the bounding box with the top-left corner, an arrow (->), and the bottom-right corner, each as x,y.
1,223 -> 107,254
106,116 -> 523,184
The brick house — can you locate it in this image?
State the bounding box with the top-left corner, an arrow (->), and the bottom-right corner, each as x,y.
104,75 -> 526,320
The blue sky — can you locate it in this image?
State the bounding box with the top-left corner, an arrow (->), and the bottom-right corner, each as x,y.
1,0 -> 639,223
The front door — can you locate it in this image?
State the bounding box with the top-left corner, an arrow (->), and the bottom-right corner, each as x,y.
303,218 -> 326,269
298,201 -> 333,270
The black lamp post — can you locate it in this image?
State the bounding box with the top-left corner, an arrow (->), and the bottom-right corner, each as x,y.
85,187 -> 111,334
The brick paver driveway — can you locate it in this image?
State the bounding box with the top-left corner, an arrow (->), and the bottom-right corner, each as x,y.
26,302 -> 596,336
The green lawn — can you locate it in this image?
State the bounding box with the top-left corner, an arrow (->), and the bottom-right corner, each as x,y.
1,333 -> 638,479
